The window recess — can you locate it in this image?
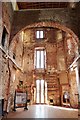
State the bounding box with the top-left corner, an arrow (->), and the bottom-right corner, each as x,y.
36,30 -> 44,39
34,48 -> 46,69
1,27 -> 8,47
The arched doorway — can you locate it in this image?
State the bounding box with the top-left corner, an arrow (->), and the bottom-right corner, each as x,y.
9,21 -> 79,108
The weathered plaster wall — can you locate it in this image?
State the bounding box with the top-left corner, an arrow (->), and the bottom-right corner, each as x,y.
9,5 -> 79,108
11,27 -> 78,107
0,2 -> 79,111
10,7 -> 79,41
0,2 -> 14,111
69,70 -> 78,108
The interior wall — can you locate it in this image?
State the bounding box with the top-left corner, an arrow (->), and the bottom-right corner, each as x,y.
0,2 -> 79,112
10,26 -> 79,107
0,2 -> 14,111
69,69 -> 78,108
11,7 -> 79,41
22,28 -> 65,105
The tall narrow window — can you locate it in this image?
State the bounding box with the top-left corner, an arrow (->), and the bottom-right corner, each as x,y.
36,80 -> 47,104
36,30 -> 43,39
34,48 -> 46,69
67,39 -> 72,54
1,27 -> 8,47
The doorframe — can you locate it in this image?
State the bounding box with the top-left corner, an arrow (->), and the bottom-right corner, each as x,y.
36,79 -> 47,104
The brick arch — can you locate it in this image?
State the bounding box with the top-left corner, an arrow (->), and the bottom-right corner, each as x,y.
11,21 -> 79,45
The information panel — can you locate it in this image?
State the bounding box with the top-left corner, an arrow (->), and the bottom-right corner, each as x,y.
16,92 -> 26,104
13,91 -> 28,111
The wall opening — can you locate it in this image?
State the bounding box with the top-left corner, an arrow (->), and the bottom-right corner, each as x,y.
1,27 -> 8,47
36,80 -> 47,104
34,48 -> 46,69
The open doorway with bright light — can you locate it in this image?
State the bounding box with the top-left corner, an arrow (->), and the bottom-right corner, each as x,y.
36,80 -> 47,104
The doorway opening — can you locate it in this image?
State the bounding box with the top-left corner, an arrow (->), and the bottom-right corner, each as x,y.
36,80 -> 47,104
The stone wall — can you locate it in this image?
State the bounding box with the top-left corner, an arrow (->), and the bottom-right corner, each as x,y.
8,32 -> 23,110
0,2 -> 3,98
69,68 -> 78,108
11,26 -> 79,107
0,2 -> 14,111
11,7 -> 79,41
0,2 -> 79,111
9,3 -> 79,108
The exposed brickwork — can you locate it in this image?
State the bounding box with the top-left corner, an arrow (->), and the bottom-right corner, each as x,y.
0,2 -> 79,112
10,8 -> 79,41
10,27 -> 79,107
69,70 -> 78,108
0,2 -> 13,111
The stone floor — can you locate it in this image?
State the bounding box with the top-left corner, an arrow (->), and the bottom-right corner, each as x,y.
7,105 -> 78,118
